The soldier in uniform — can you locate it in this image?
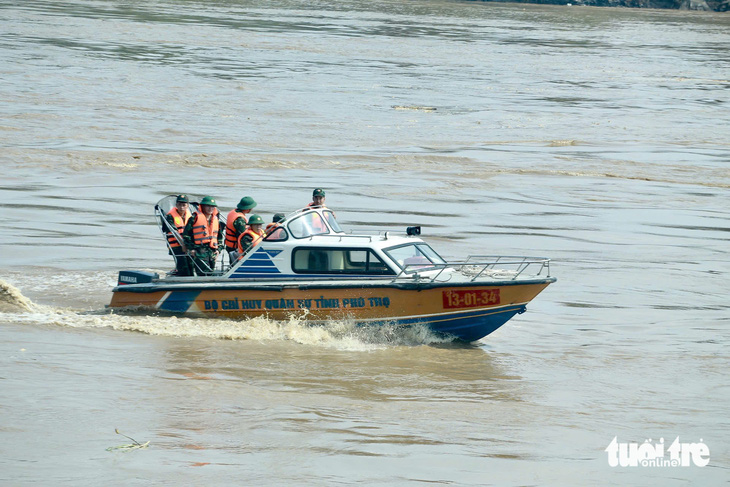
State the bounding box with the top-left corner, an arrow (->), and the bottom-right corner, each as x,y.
265,213 -> 287,241
236,214 -> 266,258
308,188 -> 326,208
224,196 -> 257,262
165,194 -> 193,276
183,196 -> 224,275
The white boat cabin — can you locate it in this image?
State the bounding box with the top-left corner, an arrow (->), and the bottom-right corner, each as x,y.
226,207 -> 444,280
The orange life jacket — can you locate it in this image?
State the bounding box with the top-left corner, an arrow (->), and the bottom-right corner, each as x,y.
225,209 -> 248,250
166,207 -> 191,248
237,228 -> 264,254
191,210 -> 220,249
265,222 -> 286,240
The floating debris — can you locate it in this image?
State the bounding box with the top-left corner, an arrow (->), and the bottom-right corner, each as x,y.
548,139 -> 578,147
106,429 -> 150,452
392,105 -> 437,111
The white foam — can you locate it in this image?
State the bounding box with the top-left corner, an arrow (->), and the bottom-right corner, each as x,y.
2,307 -> 451,351
0,277 -> 454,349
0,280 -> 35,312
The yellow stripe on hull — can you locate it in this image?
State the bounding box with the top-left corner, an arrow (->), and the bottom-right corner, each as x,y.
110,282 -> 550,320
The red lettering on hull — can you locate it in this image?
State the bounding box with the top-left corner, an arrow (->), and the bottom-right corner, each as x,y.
442,289 -> 501,309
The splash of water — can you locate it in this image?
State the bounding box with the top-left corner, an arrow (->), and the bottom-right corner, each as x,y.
0,280 -> 35,312
9,310 -> 453,350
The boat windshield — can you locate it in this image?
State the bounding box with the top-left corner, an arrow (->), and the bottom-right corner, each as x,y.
287,211 -> 330,238
384,243 -> 446,272
323,210 -> 343,233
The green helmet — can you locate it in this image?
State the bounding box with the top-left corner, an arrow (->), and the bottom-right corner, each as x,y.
273,213 -> 286,223
248,214 -> 264,225
200,196 -> 217,207
236,196 -> 257,211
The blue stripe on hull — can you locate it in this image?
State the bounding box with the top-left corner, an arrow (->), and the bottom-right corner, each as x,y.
241,259 -> 278,268
229,248 -> 283,278
227,272 -> 380,279
376,306 -> 526,342
232,267 -> 282,274
158,290 -> 201,313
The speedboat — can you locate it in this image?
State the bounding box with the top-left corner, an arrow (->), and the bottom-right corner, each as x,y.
109,196 -> 556,342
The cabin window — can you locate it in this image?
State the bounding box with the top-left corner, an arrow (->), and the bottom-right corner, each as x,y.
287,212 -> 330,238
292,248 -> 395,275
384,243 -> 446,272
323,210 -> 343,233
264,226 -> 288,242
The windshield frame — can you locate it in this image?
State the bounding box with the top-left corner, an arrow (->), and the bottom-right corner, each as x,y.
323,210 -> 343,233
286,211 -> 331,239
383,243 -> 447,273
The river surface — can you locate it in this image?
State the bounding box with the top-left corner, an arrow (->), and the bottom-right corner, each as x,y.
0,0 -> 728,485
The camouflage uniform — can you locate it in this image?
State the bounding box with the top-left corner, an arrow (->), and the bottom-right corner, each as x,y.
166,211 -> 194,277
238,214 -> 266,257
239,231 -> 263,253
228,216 -> 248,245
182,207 -> 224,276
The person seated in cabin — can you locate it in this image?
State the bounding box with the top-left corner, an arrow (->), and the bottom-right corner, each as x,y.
265,213 -> 287,241
224,196 -> 257,262
165,194 -> 193,276
183,196 -> 224,276
236,214 -> 266,259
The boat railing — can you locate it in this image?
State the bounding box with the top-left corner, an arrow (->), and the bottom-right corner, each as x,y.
154,196 -> 229,276
301,232 -> 390,243
393,256 -> 551,283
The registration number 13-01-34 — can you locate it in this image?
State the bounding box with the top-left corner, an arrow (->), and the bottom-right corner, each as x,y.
442,289 -> 501,309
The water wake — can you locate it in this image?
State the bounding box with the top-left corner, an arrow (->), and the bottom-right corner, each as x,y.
0,279 -> 450,349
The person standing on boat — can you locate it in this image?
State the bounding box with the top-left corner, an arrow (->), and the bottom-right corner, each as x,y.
236,214 -> 266,258
183,196 -> 223,275
305,188 -> 332,236
308,188 -> 326,208
225,196 -> 257,262
165,194 -> 193,276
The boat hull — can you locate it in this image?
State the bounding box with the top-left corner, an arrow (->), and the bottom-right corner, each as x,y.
109,279 -> 554,342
